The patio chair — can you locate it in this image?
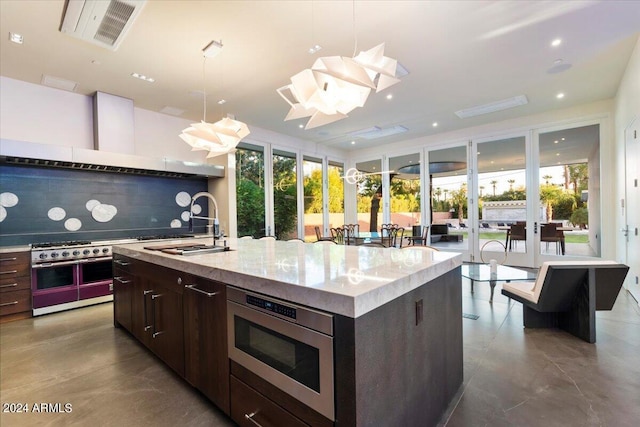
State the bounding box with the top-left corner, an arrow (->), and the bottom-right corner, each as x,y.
407,225 -> 430,246
501,261 -> 629,343
507,223 -> 526,251
541,223 -> 565,255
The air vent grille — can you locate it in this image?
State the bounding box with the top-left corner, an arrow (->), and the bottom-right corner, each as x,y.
1,156 -> 198,178
95,0 -> 136,46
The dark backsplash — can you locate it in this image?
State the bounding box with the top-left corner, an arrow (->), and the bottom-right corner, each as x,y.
0,164 -> 209,246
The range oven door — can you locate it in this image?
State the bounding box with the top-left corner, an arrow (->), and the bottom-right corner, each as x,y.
79,257 -> 113,300
31,260 -> 79,309
227,289 -> 335,421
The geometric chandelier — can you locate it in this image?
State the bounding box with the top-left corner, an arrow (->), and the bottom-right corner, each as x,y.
277,43 -> 400,129
180,42 -> 250,158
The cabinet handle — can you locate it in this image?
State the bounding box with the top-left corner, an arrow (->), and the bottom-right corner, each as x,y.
0,283 -> 18,288
185,284 -> 220,298
143,290 -> 153,331
0,257 -> 18,262
0,270 -> 18,275
244,412 -> 263,427
113,276 -> 132,284
113,259 -> 131,266
0,301 -> 19,307
151,293 -> 163,338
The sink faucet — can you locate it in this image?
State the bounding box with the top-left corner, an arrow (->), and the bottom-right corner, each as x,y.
189,192 -> 220,240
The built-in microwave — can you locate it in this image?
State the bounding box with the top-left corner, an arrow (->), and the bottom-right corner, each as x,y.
227,287 -> 335,421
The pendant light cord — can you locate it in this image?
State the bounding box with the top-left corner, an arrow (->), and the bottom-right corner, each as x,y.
352,0 -> 358,57
202,56 -> 207,122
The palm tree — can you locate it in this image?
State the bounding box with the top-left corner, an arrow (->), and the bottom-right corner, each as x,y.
543,174 -> 553,185
490,180 -> 497,196
479,186 -> 485,197
566,164 -> 588,195
450,184 -> 467,222
507,179 -> 515,191
435,187 -> 442,202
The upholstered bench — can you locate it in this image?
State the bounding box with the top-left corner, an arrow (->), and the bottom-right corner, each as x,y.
502,261 -> 629,343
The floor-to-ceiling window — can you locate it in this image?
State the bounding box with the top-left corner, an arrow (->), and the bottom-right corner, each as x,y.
355,159 -> 383,233
389,153 -> 422,237
272,148 -> 297,240
537,124 -> 600,259
236,144 -> 266,238
425,145 -> 470,255
328,160 -> 345,232
303,155 -> 324,241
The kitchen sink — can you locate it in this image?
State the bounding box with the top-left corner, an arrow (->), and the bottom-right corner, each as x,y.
143,242 -> 231,255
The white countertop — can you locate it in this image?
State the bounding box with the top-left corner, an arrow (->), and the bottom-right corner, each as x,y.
113,238 -> 462,318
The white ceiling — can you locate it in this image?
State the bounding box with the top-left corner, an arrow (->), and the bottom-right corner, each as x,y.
1,0 -> 639,151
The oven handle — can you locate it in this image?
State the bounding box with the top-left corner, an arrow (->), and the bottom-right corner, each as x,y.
79,256 -> 112,263
31,260 -> 81,268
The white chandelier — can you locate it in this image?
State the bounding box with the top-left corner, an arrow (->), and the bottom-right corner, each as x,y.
179,41 -> 250,158
277,43 -> 400,129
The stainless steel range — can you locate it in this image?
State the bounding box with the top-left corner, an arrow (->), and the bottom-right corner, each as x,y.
31,240 -> 133,316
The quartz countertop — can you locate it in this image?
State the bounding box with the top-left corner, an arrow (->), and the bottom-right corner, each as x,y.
113,238 -> 461,318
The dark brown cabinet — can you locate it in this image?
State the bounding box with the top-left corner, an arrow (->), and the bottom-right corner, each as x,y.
136,262 -> 185,377
112,255 -> 135,331
183,276 -> 229,414
112,256 -> 229,412
0,250 -> 32,322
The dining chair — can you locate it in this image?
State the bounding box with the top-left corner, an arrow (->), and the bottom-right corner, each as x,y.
507,223 -> 526,251
314,226 -> 333,242
330,227 -> 345,245
342,224 -> 359,245
407,225 -> 430,246
540,223 -> 565,255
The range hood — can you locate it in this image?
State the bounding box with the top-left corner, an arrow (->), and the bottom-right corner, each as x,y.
0,139 -> 224,178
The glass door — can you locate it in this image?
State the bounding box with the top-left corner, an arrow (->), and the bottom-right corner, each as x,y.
425,145 -> 470,258
272,149 -> 298,240
535,124 -> 601,261
389,152 -> 421,246
474,135 -> 531,267
355,159 -> 383,234
303,156 -> 324,241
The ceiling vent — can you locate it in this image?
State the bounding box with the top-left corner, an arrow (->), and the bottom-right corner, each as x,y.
60,0 -> 146,50
455,95 -> 528,119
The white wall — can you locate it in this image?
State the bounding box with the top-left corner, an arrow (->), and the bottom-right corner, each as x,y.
614,35 -> 640,284
0,77 -> 94,149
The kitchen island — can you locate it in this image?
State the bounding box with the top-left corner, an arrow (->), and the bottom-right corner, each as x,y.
112,238 -> 463,427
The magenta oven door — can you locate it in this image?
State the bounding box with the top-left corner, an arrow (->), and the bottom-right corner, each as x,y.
78,257 -> 113,300
31,261 -> 79,309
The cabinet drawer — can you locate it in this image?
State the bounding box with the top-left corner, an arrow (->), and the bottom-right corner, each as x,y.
230,376 -> 309,427
0,275 -> 31,293
0,252 -> 30,278
112,256 -> 135,273
0,251 -> 30,266
0,289 -> 31,316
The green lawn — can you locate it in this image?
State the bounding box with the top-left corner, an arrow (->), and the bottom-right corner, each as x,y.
449,231 -> 589,244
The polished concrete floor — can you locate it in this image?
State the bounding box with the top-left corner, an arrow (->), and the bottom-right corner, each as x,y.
1,280 -> 639,427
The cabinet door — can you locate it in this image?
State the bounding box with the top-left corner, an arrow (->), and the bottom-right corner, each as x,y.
112,271 -> 133,331
184,277 -> 229,414
149,281 -> 184,377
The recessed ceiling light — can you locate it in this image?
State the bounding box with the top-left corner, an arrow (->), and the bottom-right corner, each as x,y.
217,99 -> 227,105
556,92 -> 565,99
432,122 -> 438,127
131,73 -> 155,83
561,137 -> 565,141
554,140 -> 559,144
551,38 -> 562,47
299,124 -> 304,129
351,140 -> 356,145
386,94 -> 393,100
308,44 -> 322,54
9,32 -> 23,44
556,153 -> 560,156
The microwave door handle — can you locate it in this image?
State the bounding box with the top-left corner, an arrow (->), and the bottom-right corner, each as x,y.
244,412 -> 264,427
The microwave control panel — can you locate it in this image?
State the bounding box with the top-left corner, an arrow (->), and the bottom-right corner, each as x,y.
246,294 -> 297,320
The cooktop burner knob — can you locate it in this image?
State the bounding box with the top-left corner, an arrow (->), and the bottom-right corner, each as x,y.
92,248 -> 100,254
83,249 -> 91,256
50,252 -> 59,258
102,248 -> 110,254
39,253 -> 48,259
61,251 -> 70,257
73,250 -> 80,256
